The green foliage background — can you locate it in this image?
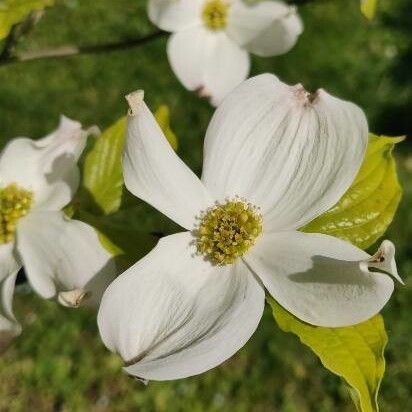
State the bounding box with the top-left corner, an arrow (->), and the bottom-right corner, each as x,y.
0,0 -> 411,410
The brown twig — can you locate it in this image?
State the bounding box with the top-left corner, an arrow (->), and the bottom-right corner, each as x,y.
0,30 -> 166,67
0,0 -> 322,68
0,11 -> 44,61
286,0 -> 325,3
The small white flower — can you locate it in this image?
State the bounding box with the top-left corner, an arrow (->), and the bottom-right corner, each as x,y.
98,74 -> 402,381
0,117 -> 115,343
149,0 -> 303,105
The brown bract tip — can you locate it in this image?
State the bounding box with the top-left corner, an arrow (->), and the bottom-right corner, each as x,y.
197,86 -> 211,99
58,289 -> 90,308
292,84 -> 320,105
125,90 -> 145,116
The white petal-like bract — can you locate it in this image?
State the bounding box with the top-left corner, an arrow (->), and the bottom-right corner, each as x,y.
101,73 -> 400,380
245,231 -> 398,327
167,26 -> 250,106
123,91 -> 213,230
0,272 -> 21,351
0,243 -> 20,283
148,0 -> 202,32
0,246 -> 21,345
227,0 -> 303,57
0,116 -> 91,211
150,0 -> 303,105
201,74 -> 368,231
16,211 -> 115,305
98,232 -> 265,380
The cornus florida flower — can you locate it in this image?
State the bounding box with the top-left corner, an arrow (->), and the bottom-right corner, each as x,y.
0,117 -> 115,346
148,0 -> 302,106
98,74 -> 402,381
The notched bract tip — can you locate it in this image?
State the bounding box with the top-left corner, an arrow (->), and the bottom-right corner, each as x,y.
292,84 -> 320,105
58,288 -> 90,308
395,135 -> 407,143
125,372 -> 149,385
364,240 -> 404,285
125,90 -> 145,116
86,125 -> 101,137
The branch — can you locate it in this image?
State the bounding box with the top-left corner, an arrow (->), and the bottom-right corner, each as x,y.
0,11 -> 43,60
286,0 -> 329,4
0,30 -> 166,67
0,0 -> 323,67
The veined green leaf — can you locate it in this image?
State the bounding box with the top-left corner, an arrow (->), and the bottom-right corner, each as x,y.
269,298 -> 387,412
303,134 -> 404,250
82,117 -> 126,215
361,0 -> 378,20
0,0 -> 54,40
81,106 -> 178,216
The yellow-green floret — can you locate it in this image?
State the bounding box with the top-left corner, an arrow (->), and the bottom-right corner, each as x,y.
0,183 -> 33,244
196,199 -> 262,265
202,0 -> 229,31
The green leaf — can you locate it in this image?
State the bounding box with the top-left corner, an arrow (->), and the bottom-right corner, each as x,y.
0,0 -> 54,40
96,230 -> 123,258
81,106 -> 178,216
361,0 -> 378,20
303,134 -> 404,250
82,117 -> 126,215
269,298 -> 387,412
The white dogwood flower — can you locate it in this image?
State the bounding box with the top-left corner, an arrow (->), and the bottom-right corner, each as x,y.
149,0 -> 303,105
98,74 -> 402,381
0,117 -> 115,345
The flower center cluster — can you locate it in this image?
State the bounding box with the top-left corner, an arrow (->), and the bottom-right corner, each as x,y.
0,183 -> 33,244
202,0 -> 229,31
196,199 -> 262,265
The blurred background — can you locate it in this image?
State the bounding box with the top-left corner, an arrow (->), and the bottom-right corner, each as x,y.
0,0 -> 411,410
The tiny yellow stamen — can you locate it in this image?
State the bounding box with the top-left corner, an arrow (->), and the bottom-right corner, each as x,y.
195,199 -> 262,265
202,0 -> 229,31
0,183 -> 33,244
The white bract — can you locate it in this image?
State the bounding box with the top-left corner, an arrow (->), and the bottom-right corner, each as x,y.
149,0 -> 303,105
0,117 -> 115,346
98,74 -> 402,381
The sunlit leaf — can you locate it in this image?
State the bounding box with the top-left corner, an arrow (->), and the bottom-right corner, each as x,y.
269,299 -> 387,412
361,0 -> 378,20
270,299 -> 387,412
82,117 -> 126,215
0,0 -> 54,40
303,134 -> 404,250
96,230 -> 123,258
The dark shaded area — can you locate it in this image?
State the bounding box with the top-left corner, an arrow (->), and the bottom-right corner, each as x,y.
376,0 -> 412,137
